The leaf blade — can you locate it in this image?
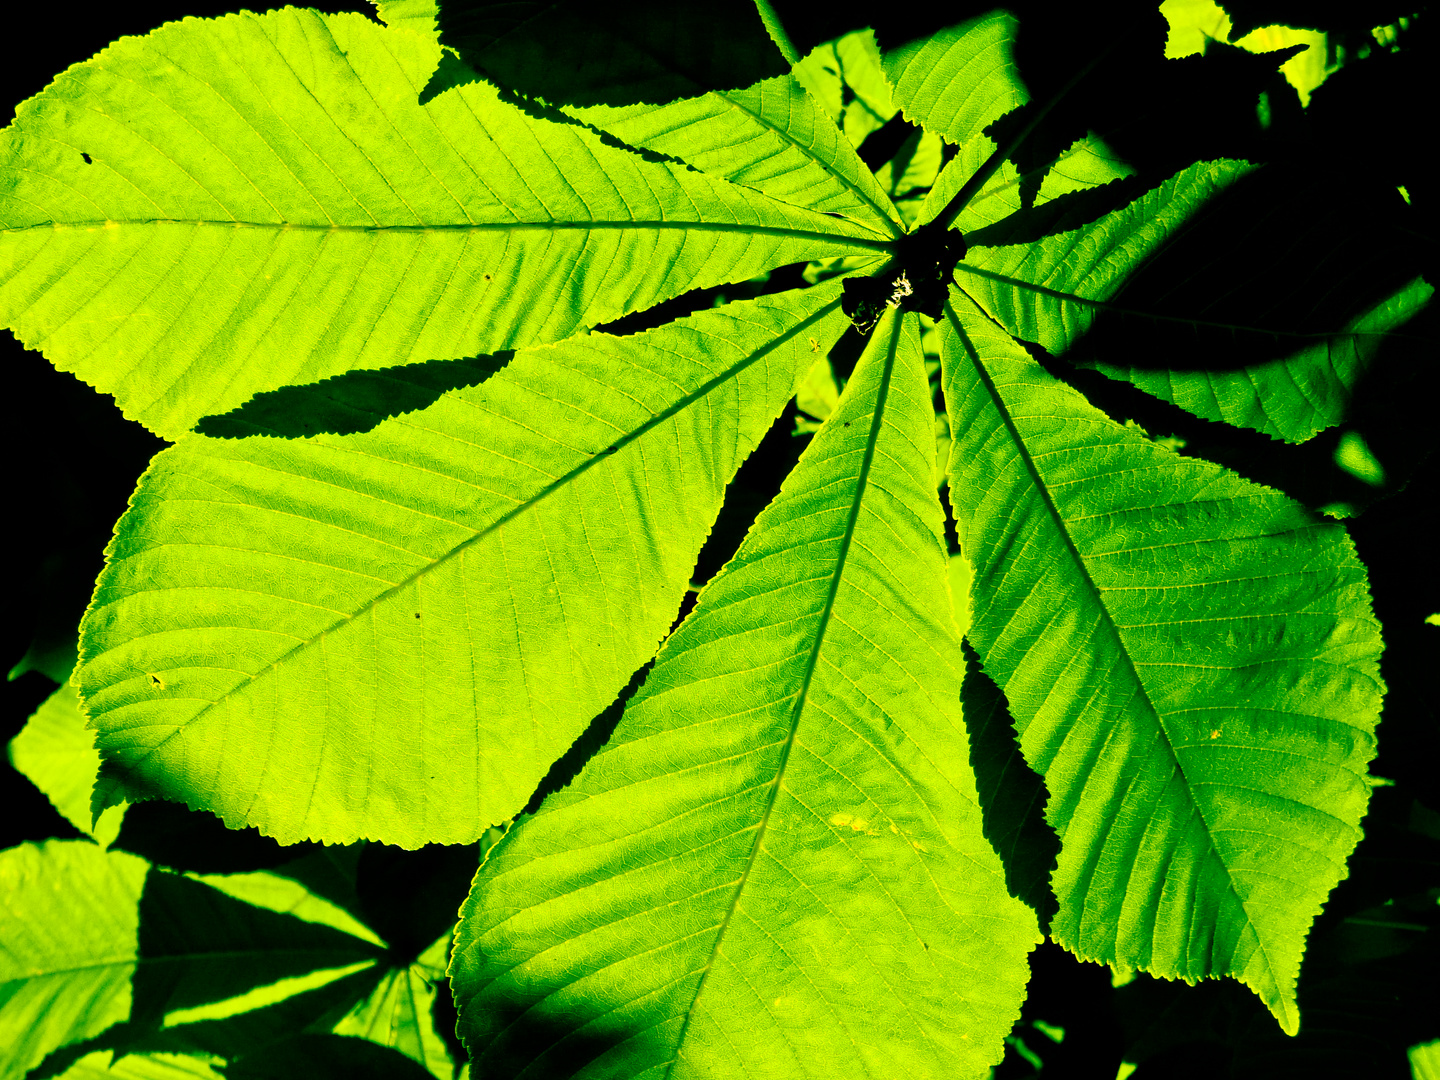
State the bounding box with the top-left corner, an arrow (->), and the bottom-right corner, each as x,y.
941,291 -> 1385,1031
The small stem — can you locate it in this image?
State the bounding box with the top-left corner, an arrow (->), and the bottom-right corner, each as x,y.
754,0 -> 800,65
931,47 -> 1114,234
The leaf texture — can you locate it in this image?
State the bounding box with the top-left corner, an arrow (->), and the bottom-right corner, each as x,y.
940,292 -> 1385,1032
0,9 -> 883,438
452,310 -> 1038,1080
80,288 -> 850,846
569,72 -> 905,236
881,12 -> 1026,148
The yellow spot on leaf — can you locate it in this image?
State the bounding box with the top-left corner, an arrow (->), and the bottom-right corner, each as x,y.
828,813 -> 853,829
1210,729 -> 1221,740
808,337 -> 821,352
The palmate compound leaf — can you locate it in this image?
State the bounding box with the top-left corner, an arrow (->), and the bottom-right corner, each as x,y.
0,840 -> 383,1079
939,291 -> 1384,1033
0,7 -> 887,441
451,311 -> 1039,1080
80,286 -> 853,847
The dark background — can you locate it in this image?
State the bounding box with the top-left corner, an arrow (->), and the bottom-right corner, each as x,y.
2,4 -> 1434,1077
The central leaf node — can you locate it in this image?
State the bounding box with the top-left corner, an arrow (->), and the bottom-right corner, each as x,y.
842,228 -> 968,331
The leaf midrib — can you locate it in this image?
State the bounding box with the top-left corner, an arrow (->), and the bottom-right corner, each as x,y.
712,88 -> 904,238
953,263 -> 1415,344
5,219 -> 894,249
662,309 -> 902,1079
99,296 -> 847,779
944,293 -> 1284,1002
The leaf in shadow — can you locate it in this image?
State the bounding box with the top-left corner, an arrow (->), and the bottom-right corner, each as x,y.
963,175 -> 1148,249
432,0 -> 787,109
225,1034 -> 438,1079
960,640 -> 1059,931
130,869 -> 383,1024
355,844 -> 479,966
113,800 -> 318,874
145,966 -> 386,1061
1072,161 -> 1425,375
194,354 -> 512,439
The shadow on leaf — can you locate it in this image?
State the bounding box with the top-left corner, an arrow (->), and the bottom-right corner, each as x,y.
194,353 -> 512,439
960,641 -> 1060,932
429,0 -> 787,109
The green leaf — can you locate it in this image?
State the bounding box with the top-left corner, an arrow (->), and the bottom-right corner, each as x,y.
1077,270 -> 1433,445
940,292 -> 1385,1033
9,682 -> 127,844
452,310 -> 1038,1079
0,841 -> 148,1079
184,870 -> 381,947
79,287 -> 850,846
0,10 -> 882,439
1,839 -> 389,1076
332,933 -> 455,1079
881,12 -> 1027,148
223,1034 -> 437,1079
566,68 -> 905,236
791,30 -> 899,148
373,0 -> 440,41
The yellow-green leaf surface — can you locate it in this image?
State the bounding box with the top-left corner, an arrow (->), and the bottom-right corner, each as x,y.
9,682 -> 126,845
452,311 -> 1038,1079
0,842 -> 147,1079
0,854 -> 385,1071
185,871 -> 381,947
0,8 -> 885,439
940,293 -> 1384,1032
81,288 -> 851,846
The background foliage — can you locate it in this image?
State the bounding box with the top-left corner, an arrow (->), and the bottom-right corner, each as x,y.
2,1 -> 1435,1077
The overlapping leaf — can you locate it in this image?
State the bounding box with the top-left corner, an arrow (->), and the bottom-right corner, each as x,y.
0,841 -> 148,1078
568,75 -> 905,235
80,287 -> 850,846
881,11 -> 1026,148
452,311 -> 1038,1079
940,292 -> 1384,1031
9,682 -> 126,845
0,9 -> 883,438
0,839 -> 393,1078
